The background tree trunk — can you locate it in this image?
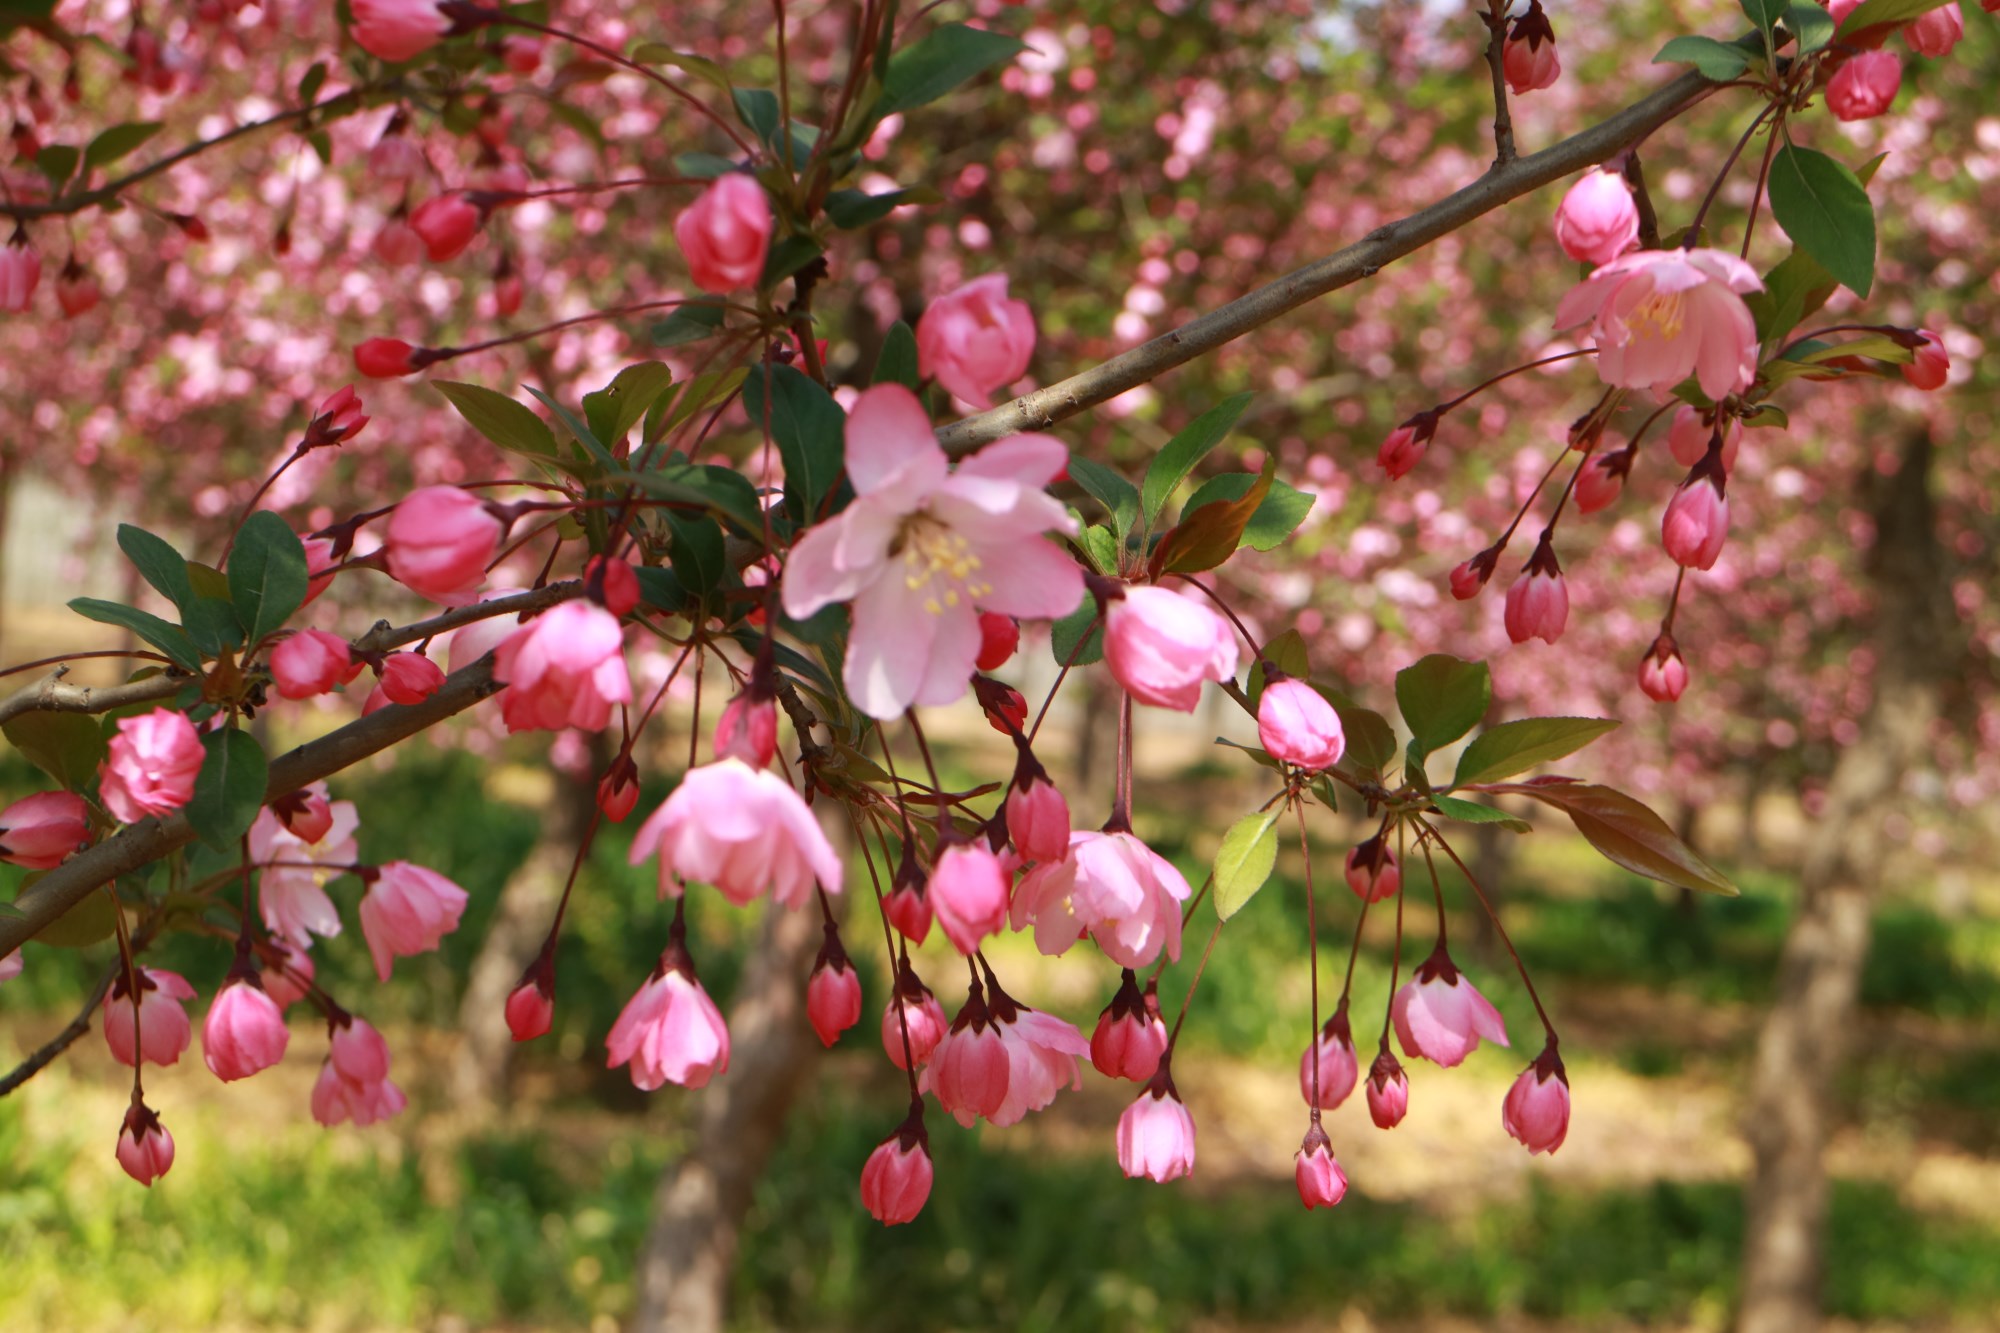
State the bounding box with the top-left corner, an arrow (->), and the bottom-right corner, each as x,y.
1735,431 -> 1956,1333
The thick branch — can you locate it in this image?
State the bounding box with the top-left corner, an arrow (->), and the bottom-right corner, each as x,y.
350,581 -> 583,655
0,668 -> 183,728
0,658 -> 505,956
936,64 -> 1727,453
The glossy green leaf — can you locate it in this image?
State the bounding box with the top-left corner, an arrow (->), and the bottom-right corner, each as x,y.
1151,458 -> 1273,576
1783,3 -> 1834,53
1050,602 -> 1103,667
83,121 -> 163,170
1453,716 -> 1619,787
1246,627 -> 1310,712
873,321 -> 920,391
34,144 -> 79,190
1065,455 -> 1141,541
68,598 -> 202,673
1767,144 -> 1875,298
186,729 -> 269,852
665,512 -> 728,603
743,363 -> 846,525
583,363 -> 676,448
1429,795 -> 1533,833
1141,392 -> 1254,525
760,235 -> 824,288
436,380 -> 558,459
825,187 -> 937,228
3,712 -> 108,791
1178,472 -> 1313,551
226,512 -> 310,649
1394,654 -> 1491,759
651,299 -> 729,349
1074,523 -> 1120,577
1836,0 -> 1955,35
1214,809 -> 1280,921
117,524 -> 192,612
629,43 -> 733,92
1651,34 -> 1751,80
878,22 -> 1026,115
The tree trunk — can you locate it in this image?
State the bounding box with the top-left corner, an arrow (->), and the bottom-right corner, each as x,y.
1736,431 -> 1955,1333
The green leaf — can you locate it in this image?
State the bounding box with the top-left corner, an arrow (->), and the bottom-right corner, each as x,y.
672,151 -> 739,180
743,363 -> 846,525
1452,716 -> 1620,787
1050,602 -> 1103,667
36,888 -> 117,948
185,729 -> 268,852
1178,472 -> 1313,550
1767,144 -> 1875,298
3,712 -> 108,791
873,321 -> 920,391
298,60 -> 327,104
1213,810 -> 1280,921
731,88 -> 781,146
1739,403 -> 1789,430
1651,34 -> 1752,81
628,43 -> 733,93
524,387 -> 618,473
1738,0 -> 1783,50
1783,2 -> 1834,53
651,299 -> 729,349
68,598 -> 202,673
760,235 -> 824,288
1836,0 -> 1955,35
1748,246 -> 1838,344
435,380 -> 558,459
83,120 -> 162,171
1394,654 -> 1491,759
1500,781 -> 1737,896
1074,523 -> 1120,577
824,187 -> 937,228
633,564 -> 689,615
1140,392 -> 1254,525
878,22 -> 1026,115
1150,458 -> 1273,576
1329,700 -> 1398,774
226,512 -> 310,648
665,512 -> 728,603
583,363 -> 676,448
117,524 -> 193,612
610,462 -> 765,536
1065,455 -> 1141,542
1429,795 -> 1533,833
184,595 -> 246,657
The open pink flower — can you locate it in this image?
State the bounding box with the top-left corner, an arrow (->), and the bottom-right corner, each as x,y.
928,841 -> 1010,955
1393,947 -> 1510,1068
100,708 -> 203,824
349,0 -> 449,62
986,990 -> 1090,1126
250,789 -> 359,947
0,790 -> 89,868
916,273 -> 1037,409
674,173 -> 772,293
1555,247 -> 1763,400
1117,1077 -> 1196,1182
385,486 -> 500,602
607,947 -> 730,1090
1504,1046 -> 1571,1155
629,758 -> 842,908
781,383 -> 1083,719
103,967 -> 196,1067
358,861 -> 468,981
1012,829 -> 1191,969
311,1016 -> 408,1127
491,602 -> 631,732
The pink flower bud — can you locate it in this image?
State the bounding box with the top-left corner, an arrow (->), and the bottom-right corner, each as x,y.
1449,554 -> 1493,601
409,193 -> 482,262
354,337 -> 419,379
1393,946 -> 1510,1068
310,385 -> 368,446
1300,1011 -> 1359,1110
1103,585 -> 1240,712
100,708 -> 204,824
494,271 -> 524,316
982,684 -> 1028,736
104,967 -> 197,1067
1367,1050 -> 1410,1128
585,555 -> 640,617
884,848 -> 933,944
1345,836 -> 1400,902
349,0 -> 450,63
882,968 -> 949,1070
117,1102 -> 175,1186
1116,1079 -> 1196,1182
915,273 -> 1037,409
1257,676 -> 1345,771
929,983 -> 1011,1120
0,236 -> 40,313
1666,405 -> 1741,471
1503,25 -> 1560,94
499,34 -> 544,74
302,535 -> 340,604
1828,50 -> 1902,121
272,785 -> 335,844
1503,1046 -> 1571,1154
491,602 -> 632,733
606,948 -> 731,1089
1503,541 -> 1568,646
359,860 -> 469,981
1638,636 -> 1689,703
385,485 -> 501,600
1662,475 -> 1729,570
1091,972 -> 1167,1083
1005,773 -> 1071,866
860,1126 -> 934,1226
271,629 -> 362,699
1377,422 -> 1429,479
976,611 -> 1020,671
713,692 -> 778,768
807,930 -> 863,1047
330,1015 -> 393,1085
673,173 -> 772,294
1902,329 -> 1949,390
1553,168 -> 1639,266
506,972 -> 555,1042
0,790 -> 89,868
262,939 -> 316,1009
376,651 -> 445,705
372,220 -> 426,267
1573,449 -> 1630,515
597,757 -> 640,822
1904,1 -> 1963,56
929,841 -> 1010,955
202,979 -> 290,1081
1295,1129 -> 1348,1210
55,258 -> 100,317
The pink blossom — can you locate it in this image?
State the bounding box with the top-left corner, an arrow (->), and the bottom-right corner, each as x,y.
55,261 -> 101,318
354,337 -> 418,379
0,950 -> 18,985
1393,948 -> 1510,1068
103,968 -> 196,1067
1829,50 -> 1902,121
1573,449 -> 1630,515
1091,972 -> 1167,1082
506,962 -> 555,1041
1666,406 -> 1741,470
929,841 -> 1011,955
377,652 -> 445,704
1903,329 -> 1949,390
372,220 -> 425,267
1367,1050 -> 1410,1128
781,383 -> 1082,719
1554,248 -> 1763,400
1005,772 -> 1071,865
0,790 -> 89,868
1449,556 -> 1491,601
263,939 -> 316,1009
713,692 -> 778,768
915,273 -> 1037,409
584,555 -> 640,616
100,708 -> 204,824
597,758 -> 640,822
1504,1047 -> 1571,1155
1012,829 -> 1191,968
1300,1011 -> 1359,1110
884,848 -> 933,944
1117,1080 -> 1196,1182
1504,540 -> 1569,646
1103,585 -> 1240,712
1377,423 -> 1428,479
358,861 -> 469,981
986,993 -> 1090,1126
1639,636 -> 1689,703
807,955 -> 863,1048
1662,474 -> 1729,570
0,237 -> 40,312
606,950 -> 730,1090
1258,676 -> 1346,771
411,194 -> 481,261
1553,169 -> 1639,266
491,602 -> 631,732
674,173 -> 772,293
202,979 -> 290,1081
1295,1130 -> 1348,1210
250,789 -> 359,946
312,1018 -> 408,1126
860,1126 -> 934,1226
384,486 -> 500,601
271,629 -> 362,699
629,758 -> 842,908
499,34 -> 544,74
1502,30 -> 1559,94
349,0 -> 449,63
976,611 -> 1021,670
882,967 -> 949,1070
927,982 -> 1011,1123
116,1103 -> 175,1187
309,385 -> 368,447
302,535 -> 340,604
1345,836 -> 1400,901
1904,1 -> 1963,55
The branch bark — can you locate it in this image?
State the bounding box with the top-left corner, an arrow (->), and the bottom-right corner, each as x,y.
935,62 -> 1732,454
0,668 -> 184,728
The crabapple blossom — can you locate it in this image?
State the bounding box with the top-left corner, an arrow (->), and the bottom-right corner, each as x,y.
606,945 -> 730,1090
1662,471 -> 1730,571
928,841 -> 1011,954
1012,829 -> 1191,968
262,940 -> 316,1009
1394,947 -> 1511,1067
354,337 -> 418,379
1504,539 -> 1569,646
499,34 -> 544,74
1368,1050 -> 1411,1128
55,260 -> 101,317
410,195 -> 481,261
116,1103 -> 174,1187
1300,1010 -> 1360,1110
358,861 -> 469,981
1829,51 -> 1902,122
1378,422 -> 1428,479
860,1126 -> 934,1226
1904,1 -> 1964,56
1503,4 -> 1560,94
674,173 -> 773,293
1092,971 -> 1167,1083
1573,449 -> 1631,515
1903,330 -> 1950,390
883,849 -> 934,944
1295,1126 -> 1348,1210
103,968 -> 196,1067
1504,1046 -> 1572,1155
1117,1077 -> 1196,1182
808,948 -> 864,1048
915,273 -> 1037,409
1639,636 -> 1690,703
383,486 -> 501,600
780,383 -> 1083,719
307,386 -> 368,448
348,0 -> 451,63
713,691 -> 778,768
986,990 -> 1091,1126
1666,406 -> 1741,470
584,555 -> 640,617
1102,585 -> 1240,711
250,788 -> 359,947
312,1018 -> 408,1126
491,602 -> 632,732
628,758 -> 843,907
203,979 -> 290,1081
1345,836 -> 1400,901
373,219 -> 425,266
1257,675 -> 1346,771
271,629 -> 362,699
597,758 -> 641,822
1553,169 -> 1639,267
1554,248 -> 1762,400
976,611 -> 1021,670
375,652 -> 445,704
928,982 -> 1012,1124
1450,552 -> 1496,601
0,790 -> 89,868
302,536 -> 340,604
0,238 -> 39,312
99,708 -> 203,824
506,972 -> 555,1042
1005,768 -> 1071,866
883,968 -> 949,1070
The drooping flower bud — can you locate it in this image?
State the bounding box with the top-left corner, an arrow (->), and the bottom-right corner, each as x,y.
713,690 -> 779,768
203,977 -> 291,1081
1573,448 -> 1633,515
928,979 -> 1011,1122
1503,2 -> 1561,93
384,485 -> 501,600
0,232 -> 40,313
1902,329 -> 1949,390
1294,1123 -> 1348,1210
1091,969 -> 1167,1083
1116,1068 -> 1196,1183
376,651 -> 446,705
929,840 -> 1010,955
410,193 -> 483,261
1345,835 -> 1400,902
1378,409 -> 1441,480
55,256 -> 100,317
807,926 -> 863,1048
1503,536 -> 1568,646
1300,1008 -> 1360,1109
584,555 -> 640,617
1662,463 -> 1729,571
1503,1043 -> 1571,1155
1829,50 -> 1902,121
116,1100 -> 175,1186
1904,1 -> 1964,56
1103,585 -> 1240,712
860,1112 -> 934,1226
1257,675 -> 1346,771
916,273 -> 1037,409
883,842 -> 933,944
1666,405 -> 1742,471
976,611 -> 1021,671
349,0 -> 452,63
1367,1049 -> 1410,1128
1449,546 -> 1500,601
1005,749 -> 1071,866
596,755 -> 641,822
506,954 -> 556,1042
1553,168 -> 1639,267
1638,634 -> 1689,703
882,959 -> 949,1069
354,337 -> 421,379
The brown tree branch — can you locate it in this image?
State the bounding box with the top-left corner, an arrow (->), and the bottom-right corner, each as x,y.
0,667 -> 184,728
935,62 -> 1734,454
